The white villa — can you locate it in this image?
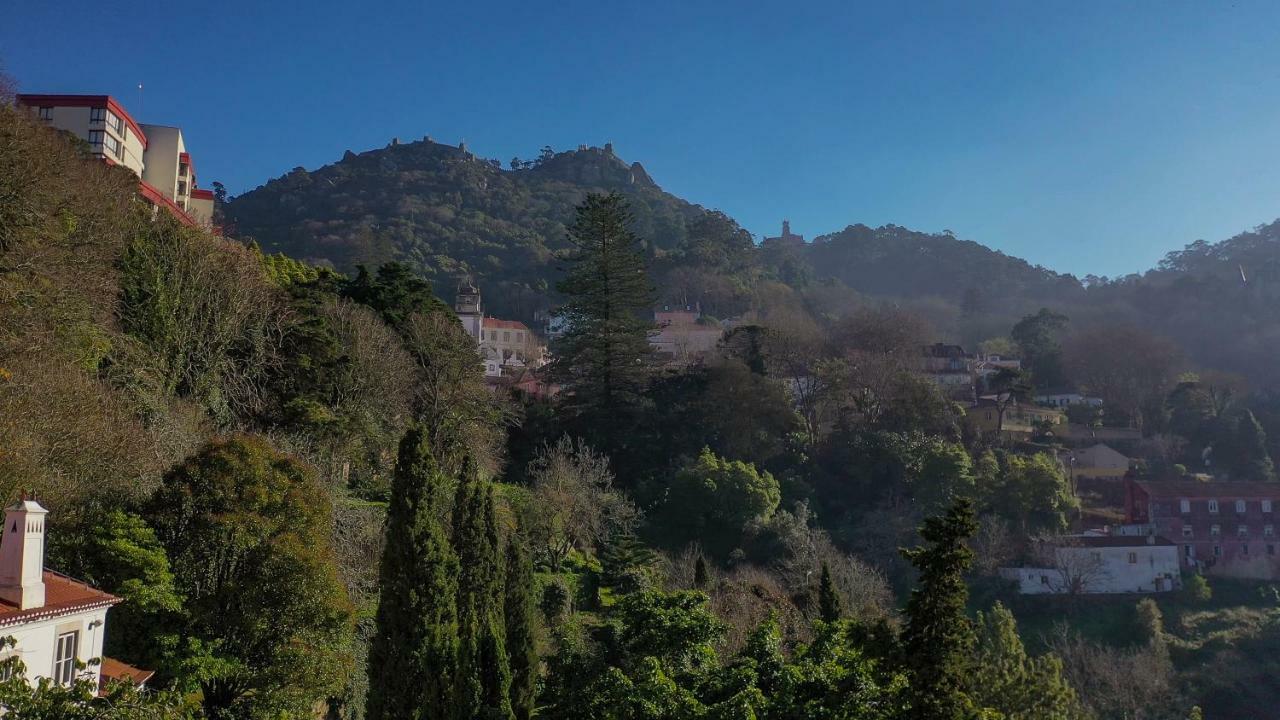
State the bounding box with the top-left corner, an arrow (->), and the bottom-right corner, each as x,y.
0,498 -> 148,692
1001,535 -> 1182,595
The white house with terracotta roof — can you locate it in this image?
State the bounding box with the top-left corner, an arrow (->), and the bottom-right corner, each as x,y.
0,498 -> 148,692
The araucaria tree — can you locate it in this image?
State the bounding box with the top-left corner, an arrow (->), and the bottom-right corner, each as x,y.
550,192 -> 656,458
900,496 -> 981,720
366,425 -> 460,720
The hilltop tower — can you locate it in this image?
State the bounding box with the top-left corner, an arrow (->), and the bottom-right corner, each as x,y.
455,279 -> 484,343
763,219 -> 805,247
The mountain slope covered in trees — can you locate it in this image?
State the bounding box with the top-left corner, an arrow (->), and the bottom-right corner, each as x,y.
229,138 -> 1280,388
226,140 -> 705,319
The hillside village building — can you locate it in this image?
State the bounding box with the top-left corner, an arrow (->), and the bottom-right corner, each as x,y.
966,395 -> 1065,441
1000,535 -> 1181,594
454,280 -> 546,377
1061,443 -> 1132,481
0,498 -> 148,692
650,307 -> 724,365
16,94 -> 216,230
1124,479 -> 1280,580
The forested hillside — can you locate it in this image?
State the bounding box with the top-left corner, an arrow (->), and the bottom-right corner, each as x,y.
228,137 -> 1280,389
7,100 -> 1280,720
226,140 -> 706,320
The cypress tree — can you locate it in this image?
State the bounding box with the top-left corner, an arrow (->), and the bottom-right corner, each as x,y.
549,192 -> 656,457
900,496 -> 980,720
504,538 -> 538,720
366,425 -> 459,720
693,555 -> 709,588
817,562 -> 842,623
452,459 -> 513,720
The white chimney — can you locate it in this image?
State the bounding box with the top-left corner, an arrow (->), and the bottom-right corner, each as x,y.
0,498 -> 47,610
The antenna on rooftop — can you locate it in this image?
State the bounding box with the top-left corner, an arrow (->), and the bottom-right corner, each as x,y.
137,83 -> 144,118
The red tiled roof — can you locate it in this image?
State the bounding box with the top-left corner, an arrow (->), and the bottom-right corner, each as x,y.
485,318 -> 530,331
1135,480 -> 1280,498
99,657 -> 154,688
0,571 -> 120,629
1053,535 -> 1176,548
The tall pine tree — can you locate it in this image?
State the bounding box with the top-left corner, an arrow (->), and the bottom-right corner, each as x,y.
549,192 -> 656,458
504,538 -> 538,720
452,458 -> 513,720
900,496 -> 980,720
366,425 -> 459,720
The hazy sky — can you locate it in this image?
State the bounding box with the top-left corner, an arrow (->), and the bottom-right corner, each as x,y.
6,1 -> 1280,277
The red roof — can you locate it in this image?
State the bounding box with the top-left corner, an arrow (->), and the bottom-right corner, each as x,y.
1053,535 -> 1176,548
99,657 -> 154,689
0,571 -> 121,629
485,318 -> 530,331
190,188 -> 215,201
137,181 -> 195,226
1135,480 -> 1280,499
15,94 -> 148,149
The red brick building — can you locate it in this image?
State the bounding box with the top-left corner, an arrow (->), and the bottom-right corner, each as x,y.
1125,478 -> 1280,579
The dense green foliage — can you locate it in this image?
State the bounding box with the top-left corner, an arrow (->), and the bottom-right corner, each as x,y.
549,192 -> 656,459
7,98 -> 1280,720
366,426 -> 459,720
148,435 -> 354,719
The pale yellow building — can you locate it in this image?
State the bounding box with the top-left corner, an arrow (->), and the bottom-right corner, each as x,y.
16,94 -> 147,175
17,94 -> 217,230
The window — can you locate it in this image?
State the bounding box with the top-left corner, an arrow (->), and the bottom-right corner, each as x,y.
1214,545 -> 1222,557
1236,499 -> 1247,513
178,181 -> 188,196
1180,499 -> 1191,513
1238,525 -> 1249,537
1265,524 -> 1274,537
503,331 -> 511,342
1209,499 -> 1219,514
1242,544 -> 1250,556
1210,524 -> 1221,537
103,134 -> 121,157
1184,544 -> 1193,558
1182,525 -> 1193,538
53,631 -> 78,686
105,111 -> 123,134
1127,551 -> 1138,564
89,107 -> 105,122
179,162 -> 189,177
1269,544 -> 1276,556
38,106 -> 52,120
88,130 -> 104,147
1090,551 -> 1102,562
1264,500 -> 1273,513
1040,574 -> 1049,586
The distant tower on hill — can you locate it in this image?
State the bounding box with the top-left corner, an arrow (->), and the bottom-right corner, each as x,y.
455,279 -> 483,343
763,219 -> 805,247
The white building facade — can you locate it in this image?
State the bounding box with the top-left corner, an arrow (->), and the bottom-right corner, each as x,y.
1001,536 -> 1182,595
0,499 -> 143,692
16,94 -> 216,230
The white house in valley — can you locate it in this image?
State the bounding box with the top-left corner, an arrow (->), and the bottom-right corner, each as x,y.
0,498 -> 148,693
1000,535 -> 1182,595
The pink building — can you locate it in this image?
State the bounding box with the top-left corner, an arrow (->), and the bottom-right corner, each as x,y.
1125,478 -> 1280,579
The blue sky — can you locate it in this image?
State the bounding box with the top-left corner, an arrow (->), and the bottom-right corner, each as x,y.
5,0 -> 1280,277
